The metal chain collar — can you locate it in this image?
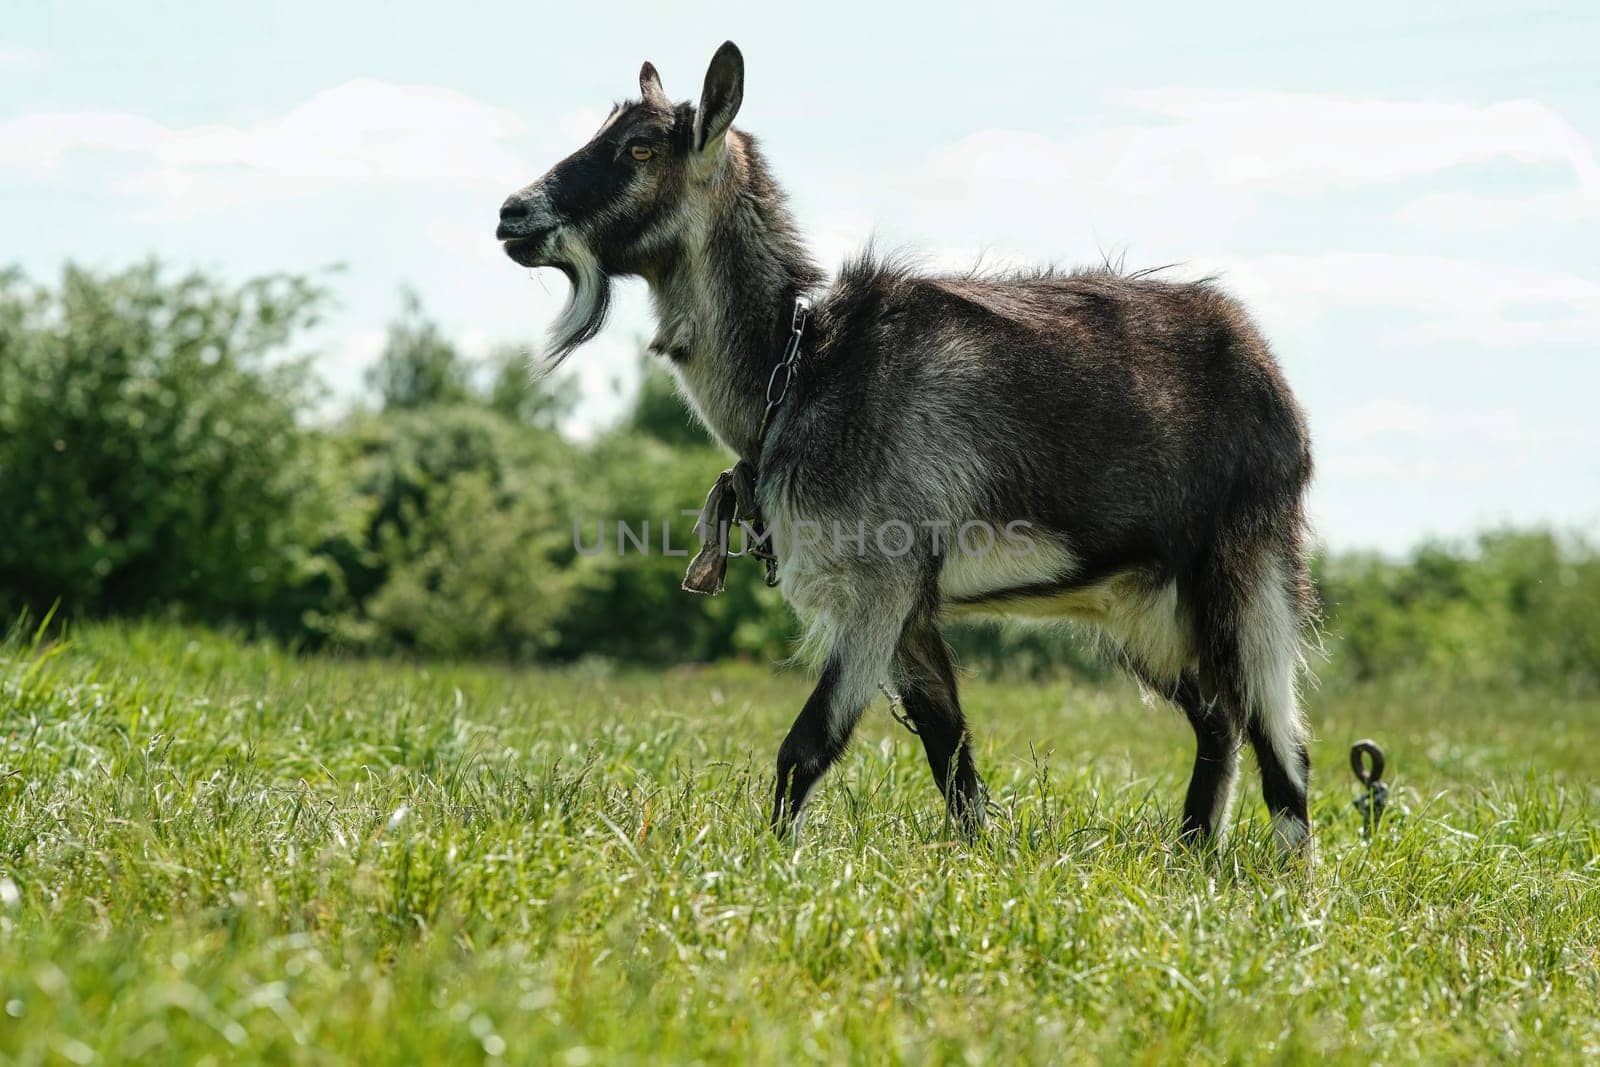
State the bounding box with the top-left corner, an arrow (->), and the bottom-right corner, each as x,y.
755,297 -> 812,448
680,296 -> 813,595
743,296 -> 812,586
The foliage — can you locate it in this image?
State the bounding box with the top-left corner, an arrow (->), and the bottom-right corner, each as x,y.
6,261 -> 1600,691
317,405 -> 580,659
483,344 -> 578,430
364,289 -> 473,411
1319,529 -> 1600,690
0,263 -> 349,631
0,622 -> 1596,1063
553,428 -> 794,665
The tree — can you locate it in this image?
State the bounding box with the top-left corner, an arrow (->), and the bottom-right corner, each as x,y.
365,289 -> 472,411
484,344 -> 579,430
317,406 -> 580,658
0,262 -> 350,627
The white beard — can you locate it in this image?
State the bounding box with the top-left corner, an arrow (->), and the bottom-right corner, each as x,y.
540,232 -> 611,371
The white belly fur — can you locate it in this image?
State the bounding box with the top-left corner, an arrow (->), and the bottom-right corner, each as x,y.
938,533 -> 1197,682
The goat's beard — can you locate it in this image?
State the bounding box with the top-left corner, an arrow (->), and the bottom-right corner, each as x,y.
540,237 -> 611,372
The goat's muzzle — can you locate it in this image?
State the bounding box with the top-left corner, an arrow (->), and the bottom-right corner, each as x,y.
497,192 -> 558,265
500,233 -> 555,267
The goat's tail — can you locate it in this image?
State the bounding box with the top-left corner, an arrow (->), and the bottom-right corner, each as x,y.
1193,515 -> 1316,852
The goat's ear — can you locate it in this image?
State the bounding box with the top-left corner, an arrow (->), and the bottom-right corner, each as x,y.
693,41 -> 744,153
639,61 -> 669,109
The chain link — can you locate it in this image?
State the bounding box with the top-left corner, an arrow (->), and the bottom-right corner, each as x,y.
722,296 -> 813,589
756,298 -> 811,445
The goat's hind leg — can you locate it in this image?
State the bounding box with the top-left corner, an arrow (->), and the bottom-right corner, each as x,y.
893,616 -> 986,831
1211,548 -> 1312,853
1168,671 -> 1240,843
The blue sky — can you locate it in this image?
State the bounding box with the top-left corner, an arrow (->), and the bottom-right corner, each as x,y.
3,0 -> 1597,551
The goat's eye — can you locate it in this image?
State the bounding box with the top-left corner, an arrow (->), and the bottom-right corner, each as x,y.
630,145 -> 653,162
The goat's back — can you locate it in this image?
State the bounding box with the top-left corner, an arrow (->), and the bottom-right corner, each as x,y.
786,256 -> 1313,582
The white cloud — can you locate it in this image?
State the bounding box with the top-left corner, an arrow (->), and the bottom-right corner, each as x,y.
457,328 -> 495,360
1319,398 -> 1595,501
559,107 -> 613,145
0,112 -> 168,167
930,94 -> 1599,196
426,221 -> 509,267
919,92 -> 1600,244
1311,397 -> 1597,551
807,210 -> 877,273
1328,399 -> 1586,448
303,327 -> 388,413
1331,398 -> 1435,441
1396,188 -> 1600,230
0,44 -> 44,74
1106,90 -> 1600,191
0,80 -> 533,213
1195,253 -> 1600,348
1323,453 -> 1496,483
330,327 -> 388,369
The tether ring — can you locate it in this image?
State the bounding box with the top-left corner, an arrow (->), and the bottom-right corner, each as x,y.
1350,739 -> 1385,786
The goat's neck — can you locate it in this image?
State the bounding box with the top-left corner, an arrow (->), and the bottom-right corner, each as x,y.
643,159 -> 821,461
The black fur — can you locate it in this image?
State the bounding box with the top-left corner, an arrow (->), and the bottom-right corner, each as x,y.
771,657 -> 853,829
498,42 -> 1317,852
894,614 -> 985,828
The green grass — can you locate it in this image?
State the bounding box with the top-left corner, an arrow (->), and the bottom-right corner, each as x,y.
1,620 -> 1597,1064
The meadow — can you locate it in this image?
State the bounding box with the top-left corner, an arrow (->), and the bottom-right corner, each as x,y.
1,619 -> 1597,1064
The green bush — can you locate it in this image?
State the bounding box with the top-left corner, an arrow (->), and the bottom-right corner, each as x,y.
1319,530 -> 1600,690
318,405 -> 580,658
0,263 -> 349,631
552,428 -> 796,666
364,289 -> 473,411
7,261 -> 1597,689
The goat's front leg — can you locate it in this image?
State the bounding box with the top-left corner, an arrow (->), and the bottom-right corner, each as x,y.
771,621 -> 899,834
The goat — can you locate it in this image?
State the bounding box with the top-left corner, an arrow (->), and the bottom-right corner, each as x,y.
495,42 -> 1317,852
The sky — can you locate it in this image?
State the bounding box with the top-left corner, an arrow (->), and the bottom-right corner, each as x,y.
2,0 -> 1597,552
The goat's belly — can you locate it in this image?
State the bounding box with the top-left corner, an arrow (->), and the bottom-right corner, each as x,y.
940,544 -> 1197,678
942,570 -> 1145,622
937,533 -> 1106,619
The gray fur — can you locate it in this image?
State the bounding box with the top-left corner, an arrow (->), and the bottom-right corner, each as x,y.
496,42 -> 1318,852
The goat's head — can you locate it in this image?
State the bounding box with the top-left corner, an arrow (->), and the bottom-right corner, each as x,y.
497,41 -> 746,363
